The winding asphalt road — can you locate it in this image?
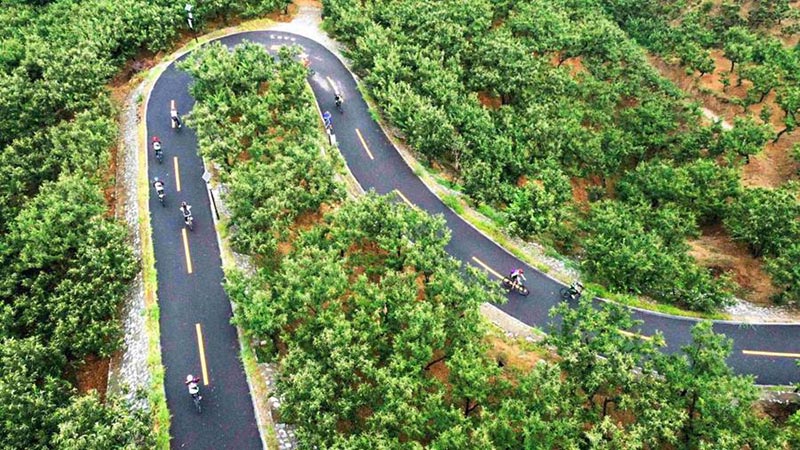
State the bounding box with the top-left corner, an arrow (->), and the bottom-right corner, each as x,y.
147,29 -> 800,448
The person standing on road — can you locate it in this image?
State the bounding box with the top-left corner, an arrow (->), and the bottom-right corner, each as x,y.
322,110 -> 332,130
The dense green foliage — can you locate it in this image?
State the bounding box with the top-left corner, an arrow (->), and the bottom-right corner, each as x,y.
600,0 -> 800,129
181,41 -> 343,264
596,1 -> 800,304
0,0 -> 288,446
180,38 -> 800,448
227,192 -> 792,447
229,195 -> 504,447
315,0 -> 795,310
52,392 -> 155,450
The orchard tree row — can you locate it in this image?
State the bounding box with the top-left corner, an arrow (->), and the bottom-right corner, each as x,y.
320,0 -> 800,310
0,0 -> 287,448
598,0 -> 800,304
180,41 -> 344,264
600,0 -> 800,136
183,38 -> 800,449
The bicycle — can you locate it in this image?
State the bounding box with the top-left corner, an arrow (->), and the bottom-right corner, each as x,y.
501,277 -> 530,297
191,393 -> 202,414
155,186 -> 166,207
560,282 -> 584,301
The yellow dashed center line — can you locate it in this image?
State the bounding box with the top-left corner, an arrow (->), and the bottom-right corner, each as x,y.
618,330 -> 653,341
471,256 -> 503,279
326,76 -> 336,91
355,128 -> 374,160
182,228 -> 193,274
195,323 -> 209,385
173,157 -> 181,192
394,190 -> 415,208
742,350 -> 800,358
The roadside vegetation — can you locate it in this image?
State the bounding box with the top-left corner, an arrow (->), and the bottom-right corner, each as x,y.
186,39 -> 800,449
319,0 -> 800,312
0,0 -> 287,447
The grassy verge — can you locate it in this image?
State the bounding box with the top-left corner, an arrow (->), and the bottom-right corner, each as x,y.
588,283 -> 729,320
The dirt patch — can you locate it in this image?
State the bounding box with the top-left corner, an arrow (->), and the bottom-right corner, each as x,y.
292,0 -> 321,8
646,54 -> 745,121
570,177 -> 590,208
486,335 -> 542,373
560,56 -> 586,78
75,355 -> 109,398
477,91 -> 502,110
757,400 -> 800,424
427,351 -> 450,384
742,138 -> 799,188
688,225 -> 778,304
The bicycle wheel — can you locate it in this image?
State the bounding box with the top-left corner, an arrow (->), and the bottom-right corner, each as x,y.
193,396 -> 202,414
501,277 -> 512,290
559,287 -> 570,300
518,286 -> 530,297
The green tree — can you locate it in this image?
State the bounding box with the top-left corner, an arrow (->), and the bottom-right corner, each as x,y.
775,85 -> 800,142
0,176 -> 136,359
765,243 -> 800,304
656,322 -> 781,449
0,337 -> 70,450
53,391 -> 154,450
724,185 -> 800,257
722,26 -> 755,73
715,116 -> 772,164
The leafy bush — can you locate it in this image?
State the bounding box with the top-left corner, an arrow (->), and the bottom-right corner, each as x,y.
724,185 -> 800,258
581,200 -> 731,311
766,244 -> 800,304
53,391 -> 155,450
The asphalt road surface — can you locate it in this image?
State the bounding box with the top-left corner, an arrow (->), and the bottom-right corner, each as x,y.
147,30 -> 800,449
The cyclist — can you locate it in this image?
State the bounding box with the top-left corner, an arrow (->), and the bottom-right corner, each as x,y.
334,92 -> 343,111
153,177 -> 165,192
569,281 -> 584,297
170,107 -> 182,129
185,374 -> 201,400
180,201 -> 192,217
508,268 -> 526,288
152,136 -> 163,159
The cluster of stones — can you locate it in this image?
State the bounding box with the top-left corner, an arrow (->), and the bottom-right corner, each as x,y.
261,364 -> 299,449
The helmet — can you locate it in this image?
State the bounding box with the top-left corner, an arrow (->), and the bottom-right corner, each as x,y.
186,374 -> 194,382
152,136 -> 160,142
154,177 -> 159,182
181,201 -> 187,207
